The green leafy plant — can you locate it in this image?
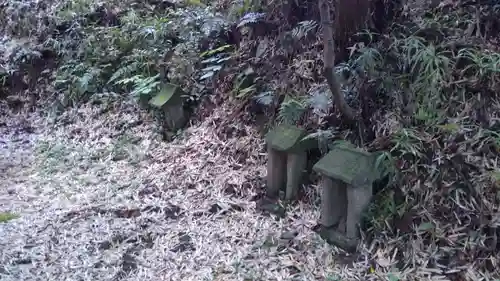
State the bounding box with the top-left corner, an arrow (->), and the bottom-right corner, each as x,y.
390,35 -> 450,124
232,66 -> 257,99
375,151 -> 397,180
54,62 -> 103,105
199,44 -> 234,81
390,128 -> 424,159
278,96 -> 307,125
0,212 -> 19,223
115,74 -> 161,105
50,9 -> 179,106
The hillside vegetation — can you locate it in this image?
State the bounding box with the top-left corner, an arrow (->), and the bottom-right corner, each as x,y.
2,0 -> 500,280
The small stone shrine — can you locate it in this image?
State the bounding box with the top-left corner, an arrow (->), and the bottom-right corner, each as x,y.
149,83 -> 189,132
312,144 -> 379,251
265,124 -> 315,201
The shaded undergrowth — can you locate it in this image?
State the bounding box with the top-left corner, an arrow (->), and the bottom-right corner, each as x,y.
2,0 -> 500,279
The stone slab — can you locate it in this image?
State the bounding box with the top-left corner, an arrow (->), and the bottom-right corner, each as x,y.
313,145 -> 377,186
266,125 -> 306,152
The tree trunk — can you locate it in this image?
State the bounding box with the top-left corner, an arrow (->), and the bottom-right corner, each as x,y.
318,0 -> 357,122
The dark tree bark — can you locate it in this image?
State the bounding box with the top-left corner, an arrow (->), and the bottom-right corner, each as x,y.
318,0 -> 357,122
334,0 -> 370,63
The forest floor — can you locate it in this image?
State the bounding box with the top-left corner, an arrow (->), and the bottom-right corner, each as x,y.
3,0 -> 500,280
0,100 -> 361,281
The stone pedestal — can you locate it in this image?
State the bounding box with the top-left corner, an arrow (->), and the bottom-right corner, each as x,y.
320,177 -> 346,228
313,145 -> 379,252
265,125 -> 315,201
149,83 -> 189,132
266,146 -> 286,198
285,151 -> 307,200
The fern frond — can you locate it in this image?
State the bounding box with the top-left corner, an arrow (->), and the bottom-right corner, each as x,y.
77,67 -> 101,93
352,47 -> 382,75
254,91 -> 274,106
236,12 -> 266,28
291,20 -> 318,39
278,96 -> 307,125
108,61 -> 141,84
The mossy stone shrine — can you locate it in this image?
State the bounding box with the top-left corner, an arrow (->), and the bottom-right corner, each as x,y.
313,144 -> 379,252
265,125 -> 315,201
149,83 -> 189,132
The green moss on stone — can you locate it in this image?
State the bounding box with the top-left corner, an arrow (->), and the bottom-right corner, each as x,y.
313,145 -> 377,186
266,125 -> 306,152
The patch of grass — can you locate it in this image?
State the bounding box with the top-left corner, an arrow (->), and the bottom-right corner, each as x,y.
0,212 -> 19,223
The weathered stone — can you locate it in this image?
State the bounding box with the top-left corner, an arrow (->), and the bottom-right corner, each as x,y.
313,146 -> 376,186
265,124 -> 315,200
266,146 -> 287,198
149,83 -> 189,132
266,124 -> 306,152
315,225 -> 358,252
319,177 -> 346,228
285,151 -> 307,200
313,145 -> 379,251
138,94 -> 151,109
163,103 -> 187,131
346,183 -> 372,238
